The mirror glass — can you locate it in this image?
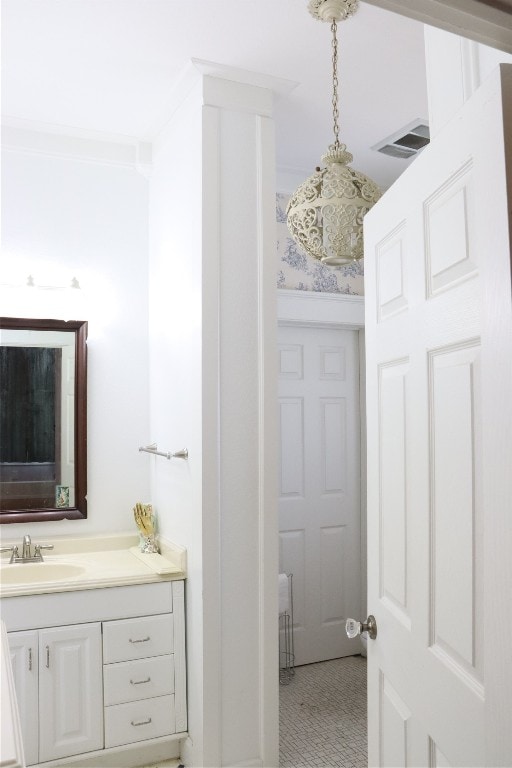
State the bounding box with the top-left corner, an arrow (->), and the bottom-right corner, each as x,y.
0,317 -> 87,523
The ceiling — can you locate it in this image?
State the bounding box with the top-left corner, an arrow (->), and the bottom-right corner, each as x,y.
1,0 -> 429,189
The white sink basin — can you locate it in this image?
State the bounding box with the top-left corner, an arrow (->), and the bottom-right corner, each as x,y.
0,562 -> 86,585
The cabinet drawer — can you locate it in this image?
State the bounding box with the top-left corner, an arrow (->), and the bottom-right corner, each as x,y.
103,614 -> 173,663
2,582 -> 174,632
104,654 -> 174,705
104,694 -> 175,748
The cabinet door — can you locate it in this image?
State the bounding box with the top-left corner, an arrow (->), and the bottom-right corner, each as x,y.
38,622 -> 103,762
8,630 -> 39,766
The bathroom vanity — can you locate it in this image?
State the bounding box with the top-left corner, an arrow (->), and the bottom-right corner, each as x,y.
0,535 -> 187,768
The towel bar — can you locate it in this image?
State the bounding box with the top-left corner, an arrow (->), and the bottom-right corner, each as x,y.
139,443 -> 188,460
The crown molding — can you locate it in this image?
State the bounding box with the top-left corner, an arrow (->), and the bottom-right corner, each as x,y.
191,58 -> 298,97
1,117 -> 152,175
1,60 -> 298,170
145,58 -> 298,145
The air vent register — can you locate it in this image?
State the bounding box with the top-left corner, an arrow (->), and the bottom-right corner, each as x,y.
373,120 -> 430,159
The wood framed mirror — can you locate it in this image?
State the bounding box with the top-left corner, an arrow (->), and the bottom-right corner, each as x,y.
0,317 -> 87,523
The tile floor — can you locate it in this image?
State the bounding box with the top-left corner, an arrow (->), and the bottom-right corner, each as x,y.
279,654 -> 367,768
145,656 -> 367,768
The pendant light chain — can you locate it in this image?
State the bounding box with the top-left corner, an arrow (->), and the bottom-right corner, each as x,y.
331,18 -> 340,149
287,0 -> 382,265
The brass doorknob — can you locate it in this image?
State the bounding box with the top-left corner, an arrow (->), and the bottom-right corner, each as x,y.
345,615 -> 377,640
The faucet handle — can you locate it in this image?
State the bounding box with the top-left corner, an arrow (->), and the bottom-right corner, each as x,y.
34,544 -> 54,560
1,545 -> 19,563
34,544 -> 53,560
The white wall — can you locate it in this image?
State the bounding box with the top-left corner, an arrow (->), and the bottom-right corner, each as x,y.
0,146 -> 150,541
1,67 -> 280,765
1,64 -> 288,768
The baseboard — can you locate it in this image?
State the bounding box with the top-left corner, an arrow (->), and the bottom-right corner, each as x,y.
34,733 -> 185,768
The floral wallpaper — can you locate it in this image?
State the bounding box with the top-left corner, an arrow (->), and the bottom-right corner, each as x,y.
276,192 -> 364,295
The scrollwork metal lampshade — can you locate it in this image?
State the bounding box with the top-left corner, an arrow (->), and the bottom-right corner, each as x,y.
287,0 -> 381,266
286,145 -> 381,265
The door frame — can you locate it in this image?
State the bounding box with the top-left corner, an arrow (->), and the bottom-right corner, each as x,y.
365,0 -> 512,54
271,4 -> 511,758
277,289 -> 367,646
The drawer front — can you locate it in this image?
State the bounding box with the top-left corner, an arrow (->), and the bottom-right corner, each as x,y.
104,694 -> 175,748
1,582 -> 174,632
104,654 -> 175,705
103,614 -> 173,663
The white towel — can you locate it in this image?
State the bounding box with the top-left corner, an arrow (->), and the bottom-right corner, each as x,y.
278,573 -> 289,615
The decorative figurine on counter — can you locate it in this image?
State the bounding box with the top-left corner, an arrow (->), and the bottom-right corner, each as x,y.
133,502 -> 159,553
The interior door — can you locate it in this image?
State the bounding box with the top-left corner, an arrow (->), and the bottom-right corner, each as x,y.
278,323 -> 361,665
364,65 -> 512,766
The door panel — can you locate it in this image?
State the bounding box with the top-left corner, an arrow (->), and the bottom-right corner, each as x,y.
38,622 -> 103,762
278,324 -> 361,665
429,341 -> 481,679
380,674 -> 411,767
279,398 -> 304,496
9,631 -> 39,766
365,65 -> 512,766
379,359 -> 409,627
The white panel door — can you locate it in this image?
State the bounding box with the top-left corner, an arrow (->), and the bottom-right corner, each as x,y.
9,630 -> 39,766
38,622 -> 103,762
278,324 -> 361,665
364,65 -> 512,766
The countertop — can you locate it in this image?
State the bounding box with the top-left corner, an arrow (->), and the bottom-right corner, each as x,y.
0,533 -> 186,598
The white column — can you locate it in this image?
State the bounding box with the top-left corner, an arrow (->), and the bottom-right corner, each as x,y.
148,70 -> 205,767
201,67 -> 280,768
149,61 -> 290,767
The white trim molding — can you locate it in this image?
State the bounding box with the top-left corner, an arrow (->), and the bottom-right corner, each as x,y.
364,0 -> 512,54
148,59 -> 297,148
1,118 -> 152,175
277,289 -> 365,329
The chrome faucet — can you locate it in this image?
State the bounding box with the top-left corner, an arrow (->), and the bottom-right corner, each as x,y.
0,535 -> 54,564
22,535 -> 32,559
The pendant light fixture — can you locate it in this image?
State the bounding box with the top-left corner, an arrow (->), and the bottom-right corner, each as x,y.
286,0 -> 381,265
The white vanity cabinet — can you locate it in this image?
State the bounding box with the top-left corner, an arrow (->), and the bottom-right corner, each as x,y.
9,624 -> 103,764
3,579 -> 187,767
